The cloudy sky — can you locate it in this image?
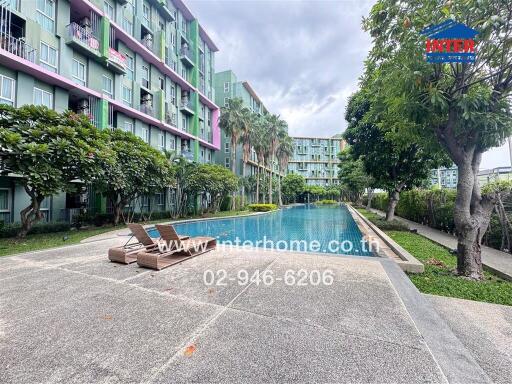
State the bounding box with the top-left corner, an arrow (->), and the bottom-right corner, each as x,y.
188,0 -> 509,169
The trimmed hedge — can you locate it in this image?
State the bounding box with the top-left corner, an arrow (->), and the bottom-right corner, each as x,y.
367,189 -> 511,251
315,199 -> 338,205
247,204 -> 278,212
0,222 -> 72,238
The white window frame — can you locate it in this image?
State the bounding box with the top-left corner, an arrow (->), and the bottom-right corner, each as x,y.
125,54 -> 134,80
224,82 -> 230,93
141,127 -> 149,143
169,137 -> 176,150
0,188 -> 11,213
159,131 -> 165,150
224,157 -> 230,168
0,75 -> 15,106
36,0 -> 55,33
103,0 -> 115,20
124,121 -> 133,134
39,42 -> 58,72
122,85 -> 132,106
122,17 -> 133,34
33,87 -> 53,108
224,142 -> 229,153
224,97 -> 229,107
102,74 -> 114,98
72,59 -> 86,86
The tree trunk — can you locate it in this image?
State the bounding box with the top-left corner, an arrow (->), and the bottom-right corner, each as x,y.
268,160 -> 273,204
230,137 -> 237,211
366,188 -> 374,210
17,187 -> 44,238
452,155 -> 495,280
256,164 -> 260,204
278,173 -> 283,206
385,189 -> 400,221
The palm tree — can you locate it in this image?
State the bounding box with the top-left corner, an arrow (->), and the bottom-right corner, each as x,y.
251,116 -> 268,203
266,114 -> 284,204
219,98 -> 249,209
276,133 -> 293,206
240,111 -> 256,206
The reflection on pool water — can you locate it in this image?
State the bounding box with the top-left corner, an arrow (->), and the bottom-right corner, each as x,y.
147,204 -> 373,256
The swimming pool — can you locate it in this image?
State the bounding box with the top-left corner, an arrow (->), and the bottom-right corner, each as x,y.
147,204 -> 373,256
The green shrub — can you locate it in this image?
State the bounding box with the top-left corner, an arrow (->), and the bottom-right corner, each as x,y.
370,218 -> 409,231
0,222 -> 72,238
315,199 -> 338,205
248,204 -> 278,212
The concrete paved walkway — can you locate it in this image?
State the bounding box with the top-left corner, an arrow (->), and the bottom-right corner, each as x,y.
369,208 -> 512,281
0,239 -> 494,383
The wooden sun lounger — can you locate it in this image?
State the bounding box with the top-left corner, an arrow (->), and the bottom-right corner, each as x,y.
137,224 -> 216,270
108,223 -> 188,265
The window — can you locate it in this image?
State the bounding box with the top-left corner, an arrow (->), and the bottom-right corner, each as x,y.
224,82 -> 230,93
224,157 -> 230,168
33,88 -> 53,108
0,75 -> 15,106
155,192 -> 164,207
159,77 -> 164,90
141,127 -> 149,143
224,97 -> 229,107
142,2 -> 150,25
103,1 -> 115,20
40,42 -> 57,72
36,0 -> 55,33
102,75 -> 113,98
0,189 -> 10,218
72,59 -> 86,86
224,142 -> 229,153
141,65 -> 150,88
125,54 -> 134,80
122,17 -> 133,34
122,86 -> 132,106
169,137 -> 176,150
124,121 -> 133,134
207,151 -> 211,162
159,131 -> 165,150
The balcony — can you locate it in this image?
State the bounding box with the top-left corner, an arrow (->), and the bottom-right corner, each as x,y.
0,32 -> 36,63
179,99 -> 194,115
106,47 -> 127,74
179,47 -> 194,67
65,23 -> 101,59
139,103 -> 155,118
165,110 -> 177,126
147,0 -> 175,21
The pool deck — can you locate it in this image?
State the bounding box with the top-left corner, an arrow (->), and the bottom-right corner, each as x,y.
0,238 -> 494,383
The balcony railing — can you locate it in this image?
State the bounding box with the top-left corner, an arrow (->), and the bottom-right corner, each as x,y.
139,103 -> 155,117
140,36 -> 154,51
66,22 -> 100,54
0,32 -> 36,62
179,47 -> 194,66
107,47 -> 127,72
165,111 -> 177,126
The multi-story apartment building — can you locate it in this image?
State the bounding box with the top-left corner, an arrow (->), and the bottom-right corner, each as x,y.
287,136 -> 346,186
0,0 -> 219,223
430,166 -> 458,189
213,69 -> 281,202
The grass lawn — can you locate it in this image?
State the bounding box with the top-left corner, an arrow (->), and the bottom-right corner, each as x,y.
358,208 -> 512,306
0,210 -> 251,258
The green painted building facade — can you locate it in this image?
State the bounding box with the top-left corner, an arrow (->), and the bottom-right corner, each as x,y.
287,136 -> 346,186
0,0 -> 220,223
213,69 -> 282,202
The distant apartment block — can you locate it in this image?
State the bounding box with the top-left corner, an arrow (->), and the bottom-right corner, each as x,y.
213,70 -> 281,202
288,136 -> 346,186
478,166 -> 512,185
430,166 -> 458,189
0,0 -> 220,223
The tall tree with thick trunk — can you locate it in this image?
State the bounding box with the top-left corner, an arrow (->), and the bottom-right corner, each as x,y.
363,0 -> 512,278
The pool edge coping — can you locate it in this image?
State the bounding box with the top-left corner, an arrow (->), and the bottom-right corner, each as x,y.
347,205 -> 424,273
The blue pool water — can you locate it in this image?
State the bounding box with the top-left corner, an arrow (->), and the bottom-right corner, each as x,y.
148,204 -> 373,256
